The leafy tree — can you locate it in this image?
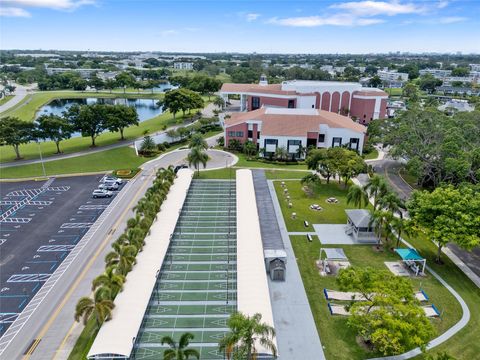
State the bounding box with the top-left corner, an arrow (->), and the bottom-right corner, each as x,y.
402,82 -> 420,102
159,89 -> 184,120
368,75 -> 382,88
346,185 -> 369,208
36,114 -> 73,153
115,72 -> 135,93
187,146 -> 209,175
243,140 -> 257,158
306,148 -> 335,183
213,95 -> 225,109
337,267 -> 435,356
74,287 -> 115,328
218,312 -> 277,360
364,175 -> 389,210
0,116 -> 36,159
418,74 -> 442,94
451,67 -> 469,77
337,150 -> 366,187
91,266 -> 125,297
140,135 -> 156,155
65,104 -> 107,147
105,104 -> 139,140
188,133 -> 208,150
369,209 -> 393,246
104,79 -> 116,93
161,333 -> 200,360
105,243 -> 137,275
89,75 -> 104,92
407,184 -> 480,263
274,146 -> 288,161
378,191 -> 404,215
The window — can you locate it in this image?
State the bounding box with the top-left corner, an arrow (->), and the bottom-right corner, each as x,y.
235,131 -> 244,137
264,138 -> 278,153
252,97 -> 260,110
318,134 -> 325,143
332,137 -> 342,147
265,139 -> 278,145
228,131 -> 235,137
350,138 -> 359,150
257,131 -> 261,139
311,104 -> 315,108
287,140 -> 302,154
288,99 -> 295,108
248,130 -> 253,138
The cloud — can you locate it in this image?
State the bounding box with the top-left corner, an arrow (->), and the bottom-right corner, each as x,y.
330,1 -> 425,16
0,6 -> 30,17
0,0 -> 95,11
437,1 -> 449,9
160,29 -> 178,37
245,13 -> 260,22
437,16 -> 467,24
268,14 -> 384,27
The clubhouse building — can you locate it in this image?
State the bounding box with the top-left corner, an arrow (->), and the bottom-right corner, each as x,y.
224,107 -> 367,158
220,78 -> 388,124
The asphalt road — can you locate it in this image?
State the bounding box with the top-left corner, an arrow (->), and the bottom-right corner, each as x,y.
0,147 -> 236,360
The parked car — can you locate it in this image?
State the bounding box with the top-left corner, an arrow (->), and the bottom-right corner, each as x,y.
98,182 -> 119,191
92,189 -> 113,198
174,164 -> 189,174
102,176 -> 122,185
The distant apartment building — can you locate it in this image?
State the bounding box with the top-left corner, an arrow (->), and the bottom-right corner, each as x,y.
224,107 -> 367,157
469,64 -> 480,71
173,62 -> 194,70
45,67 -> 100,78
419,69 -> 452,78
220,78 -> 388,123
377,70 -> 409,82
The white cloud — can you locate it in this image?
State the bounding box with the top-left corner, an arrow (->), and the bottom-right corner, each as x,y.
268,14 -> 384,27
437,1 -> 449,9
245,13 -> 260,22
160,29 -> 178,37
0,6 -> 30,17
330,1 -> 424,16
0,0 -> 95,11
437,16 -> 466,24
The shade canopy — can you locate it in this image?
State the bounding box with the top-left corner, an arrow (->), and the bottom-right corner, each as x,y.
395,248 -> 424,261
320,248 -> 348,261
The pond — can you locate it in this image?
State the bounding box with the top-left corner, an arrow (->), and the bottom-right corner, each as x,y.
36,97 -> 163,122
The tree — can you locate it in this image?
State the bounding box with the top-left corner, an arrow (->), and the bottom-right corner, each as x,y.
219,312 -> 277,360
402,82 -> 420,102
346,185 -> 369,208
161,333 -> 200,360
418,74 -> 442,94
337,267 -> 435,356
0,116 -> 36,159
139,135 -> 156,155
364,175 -> 389,210
369,209 -> 393,246
337,150 -> 366,187
188,133 -> 208,150
243,140 -> 257,158
213,95 -> 225,110
91,266 -> 125,297
368,75 -> 382,88
115,72 -> 135,93
74,287 -> 115,328
105,104 -> 139,140
105,243 -> 137,275
36,114 -> 73,153
378,191 -> 404,215
159,89 -> 183,120
407,185 -> 480,263
451,67 -> 469,77
89,75 -> 104,92
65,104 -> 106,147
104,79 -> 116,93
187,146 -> 209,176
274,146 -> 288,161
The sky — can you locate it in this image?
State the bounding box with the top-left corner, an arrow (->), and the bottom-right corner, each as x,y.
0,0 -> 479,54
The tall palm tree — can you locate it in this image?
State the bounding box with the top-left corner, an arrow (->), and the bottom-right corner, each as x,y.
105,243 -> 137,275
346,185 -> 369,208
219,312 -> 277,360
378,191 -> 404,216
74,287 -> 115,328
390,216 -> 414,248
364,175 -> 389,210
187,146 -> 209,176
295,144 -> 307,160
369,210 -> 394,247
189,133 -> 208,150
274,146 -> 288,161
161,332 -> 200,360
91,266 -> 125,297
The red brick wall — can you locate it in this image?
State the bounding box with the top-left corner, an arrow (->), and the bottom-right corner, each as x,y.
321,92 -> 331,111
225,123 -> 248,146
350,97 -> 376,124
331,91 -> 341,113
341,91 -> 350,115
379,99 -> 387,118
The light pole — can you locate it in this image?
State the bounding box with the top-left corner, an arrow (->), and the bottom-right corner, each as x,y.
37,141 -> 47,178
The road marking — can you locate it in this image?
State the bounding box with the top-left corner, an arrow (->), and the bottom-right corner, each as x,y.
60,223 -> 93,229
37,245 -> 75,252
7,274 -> 50,283
52,176 -> 149,360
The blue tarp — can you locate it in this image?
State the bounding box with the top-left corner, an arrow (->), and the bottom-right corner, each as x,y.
395,248 -> 424,261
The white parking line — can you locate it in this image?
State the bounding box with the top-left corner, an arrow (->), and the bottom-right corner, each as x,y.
60,223 -> 93,229
7,274 -> 51,283
37,245 -> 76,252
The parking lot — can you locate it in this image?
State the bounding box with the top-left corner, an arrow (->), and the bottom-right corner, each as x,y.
0,175 -> 124,336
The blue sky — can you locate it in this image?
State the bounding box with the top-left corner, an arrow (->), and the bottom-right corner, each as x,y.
0,0 -> 479,53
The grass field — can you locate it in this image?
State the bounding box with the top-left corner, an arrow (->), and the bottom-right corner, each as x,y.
0,95 -> 13,106
274,180 -> 370,231
290,235 -> 461,360
363,148 -> 379,160
67,317 -> 98,360
0,147 -> 149,179
264,169 -> 311,179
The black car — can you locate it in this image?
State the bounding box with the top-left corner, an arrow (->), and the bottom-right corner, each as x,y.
174,164 -> 189,174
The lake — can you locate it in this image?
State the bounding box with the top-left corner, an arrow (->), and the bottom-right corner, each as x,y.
37,98 -> 163,122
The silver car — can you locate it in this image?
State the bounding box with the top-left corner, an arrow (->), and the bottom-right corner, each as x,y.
92,189 -> 113,198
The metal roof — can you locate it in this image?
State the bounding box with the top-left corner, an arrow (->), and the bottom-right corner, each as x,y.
345,209 -> 372,228
395,248 -> 424,261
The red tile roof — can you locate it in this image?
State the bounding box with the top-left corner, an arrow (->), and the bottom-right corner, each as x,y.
221,83 -> 297,95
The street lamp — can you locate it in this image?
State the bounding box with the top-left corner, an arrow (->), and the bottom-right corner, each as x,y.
36,140 -> 47,178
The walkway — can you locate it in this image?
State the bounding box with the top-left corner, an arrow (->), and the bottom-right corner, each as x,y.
266,179 -> 326,360
0,84 -> 32,113
132,180 -> 237,360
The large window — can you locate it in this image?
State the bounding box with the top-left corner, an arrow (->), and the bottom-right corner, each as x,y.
332,137 -> 342,147
248,130 -> 253,138
349,138 -> 359,150
252,97 -> 260,110
264,138 -> 278,153
228,131 -> 244,137
318,134 -> 325,143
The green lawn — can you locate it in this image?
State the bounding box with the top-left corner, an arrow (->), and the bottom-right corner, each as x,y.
233,152 -> 308,170
399,167 -> 421,189
290,235 -> 461,360
264,169 -> 311,180
0,147 -> 149,179
274,180 -> 370,231
67,317 -> 98,360
0,95 -> 13,106
384,88 -> 403,96
363,148 -> 379,160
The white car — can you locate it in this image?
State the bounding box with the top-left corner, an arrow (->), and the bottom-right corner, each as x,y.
103,176 -> 122,185
92,189 -> 113,198
98,182 -> 119,191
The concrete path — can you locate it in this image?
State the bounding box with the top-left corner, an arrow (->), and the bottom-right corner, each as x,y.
0,140 -> 236,360
288,232 -> 317,236
266,180 -> 326,360
0,84 -> 32,113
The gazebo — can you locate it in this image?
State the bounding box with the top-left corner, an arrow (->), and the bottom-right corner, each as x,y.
318,248 -> 350,275
394,248 -> 426,276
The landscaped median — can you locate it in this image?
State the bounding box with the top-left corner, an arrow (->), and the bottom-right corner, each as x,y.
272,178 -> 476,360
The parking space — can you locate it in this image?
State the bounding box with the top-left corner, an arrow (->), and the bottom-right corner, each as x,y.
0,175 -> 125,335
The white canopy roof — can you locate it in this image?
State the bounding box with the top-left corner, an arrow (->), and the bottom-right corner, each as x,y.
320,248 -> 348,261
87,169 -> 193,359
236,169 -> 277,356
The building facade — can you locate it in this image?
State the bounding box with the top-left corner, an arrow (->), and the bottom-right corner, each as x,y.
173,62 -> 194,70
224,107 -> 367,157
220,79 -> 388,124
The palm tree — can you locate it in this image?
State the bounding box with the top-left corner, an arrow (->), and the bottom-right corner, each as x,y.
295,144 -> 307,160
378,191 -> 404,216
188,133 -> 208,150
243,141 -> 258,158
213,96 -> 225,110
274,146 -> 288,161
74,287 -> 115,328
187,146 -> 209,176
390,216 -> 414,248
219,312 -> 277,360
369,210 -> 393,247
91,266 -> 125,297
105,244 -> 137,275
346,185 -> 369,209
364,175 -> 389,210
161,332 -> 200,360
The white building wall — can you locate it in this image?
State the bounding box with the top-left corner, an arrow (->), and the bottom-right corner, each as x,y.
297,95 -> 317,109
324,128 -> 365,154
